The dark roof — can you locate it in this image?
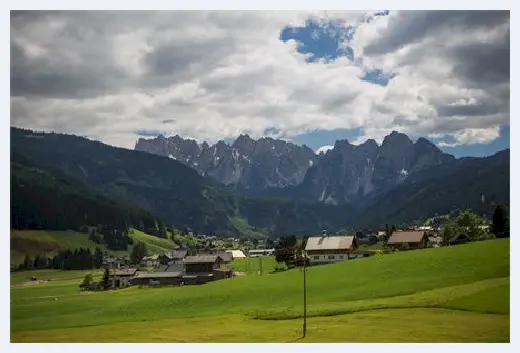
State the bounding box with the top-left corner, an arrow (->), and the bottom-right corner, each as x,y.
387,231 -> 426,244
114,268 -> 138,276
184,255 -> 220,264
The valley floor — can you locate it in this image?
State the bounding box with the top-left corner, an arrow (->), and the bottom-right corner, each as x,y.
10,239 -> 510,343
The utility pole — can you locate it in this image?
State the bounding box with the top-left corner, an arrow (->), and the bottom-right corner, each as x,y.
302,250 -> 307,338
259,256 -> 263,276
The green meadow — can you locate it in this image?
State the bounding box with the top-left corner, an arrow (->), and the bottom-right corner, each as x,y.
10,238 -> 510,343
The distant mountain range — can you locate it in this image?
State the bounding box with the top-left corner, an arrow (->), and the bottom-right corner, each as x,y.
11,127 -> 509,238
135,131 -> 456,204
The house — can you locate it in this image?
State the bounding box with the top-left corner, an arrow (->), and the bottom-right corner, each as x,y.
112,268 -> 138,287
183,255 -> 232,284
132,271 -> 183,287
103,255 -> 120,268
305,235 -> 359,265
140,254 -> 160,268
158,249 -> 188,266
227,249 -> 246,259
387,231 -> 429,250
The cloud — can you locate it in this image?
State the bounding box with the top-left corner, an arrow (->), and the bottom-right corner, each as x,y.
10,10 -> 509,149
435,126 -> 502,147
315,145 -> 334,154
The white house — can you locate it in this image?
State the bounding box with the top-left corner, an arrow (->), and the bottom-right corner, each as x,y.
305,235 -> 359,265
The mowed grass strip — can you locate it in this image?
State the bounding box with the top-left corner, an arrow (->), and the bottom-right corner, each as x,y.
10,239 -> 509,335
11,309 -> 509,343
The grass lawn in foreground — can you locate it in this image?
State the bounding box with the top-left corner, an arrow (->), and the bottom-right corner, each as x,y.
10,238 -> 510,342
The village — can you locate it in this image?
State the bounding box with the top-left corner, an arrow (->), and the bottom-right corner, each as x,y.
104,221 -> 485,289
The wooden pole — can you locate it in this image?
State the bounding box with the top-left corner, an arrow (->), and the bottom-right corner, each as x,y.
303,251 -> 307,338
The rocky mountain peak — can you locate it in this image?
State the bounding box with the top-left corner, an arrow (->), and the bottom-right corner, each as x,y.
135,131 -> 455,202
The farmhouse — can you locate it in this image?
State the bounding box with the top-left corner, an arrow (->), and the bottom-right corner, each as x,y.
183,255 -> 232,284
158,249 -> 188,265
387,231 -> 429,250
112,268 -> 138,287
305,235 -> 359,265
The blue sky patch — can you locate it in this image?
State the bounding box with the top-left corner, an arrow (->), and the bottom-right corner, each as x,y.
280,19 -> 354,63
135,129 -> 165,137
361,68 -> 396,86
291,127 -> 363,150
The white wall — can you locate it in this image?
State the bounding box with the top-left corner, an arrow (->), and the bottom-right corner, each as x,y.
308,253 -> 349,264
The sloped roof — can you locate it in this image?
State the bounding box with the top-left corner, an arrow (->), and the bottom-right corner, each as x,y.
387,231 -> 426,244
227,250 -> 246,258
305,235 -> 357,251
183,255 -> 220,264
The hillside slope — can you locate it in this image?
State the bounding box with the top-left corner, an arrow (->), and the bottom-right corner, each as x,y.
11,238 -> 509,342
357,149 -> 510,226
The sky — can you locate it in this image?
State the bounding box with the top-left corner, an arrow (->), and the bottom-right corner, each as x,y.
10,10 -> 510,157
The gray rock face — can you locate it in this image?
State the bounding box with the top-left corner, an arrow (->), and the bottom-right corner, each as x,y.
300,131 -> 455,204
135,131 -> 455,203
135,134 -> 317,189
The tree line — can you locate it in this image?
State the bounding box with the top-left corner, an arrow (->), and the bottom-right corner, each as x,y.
17,247 -> 105,271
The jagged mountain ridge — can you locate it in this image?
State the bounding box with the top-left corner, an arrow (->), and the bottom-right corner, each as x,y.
135,131 -> 455,203
135,134 -> 317,189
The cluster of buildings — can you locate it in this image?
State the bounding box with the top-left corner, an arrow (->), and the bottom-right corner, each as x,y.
111,252 -> 236,288
302,228 -> 469,266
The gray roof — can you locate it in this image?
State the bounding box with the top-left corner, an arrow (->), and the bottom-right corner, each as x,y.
135,272 -> 182,279
305,235 -> 357,251
184,255 -> 220,264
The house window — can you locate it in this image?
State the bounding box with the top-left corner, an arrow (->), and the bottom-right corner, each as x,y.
328,255 -> 335,260
313,256 -> 319,260
339,255 -> 344,259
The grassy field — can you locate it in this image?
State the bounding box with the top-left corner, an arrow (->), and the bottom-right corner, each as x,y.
10,228 -> 175,266
10,238 -> 510,343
